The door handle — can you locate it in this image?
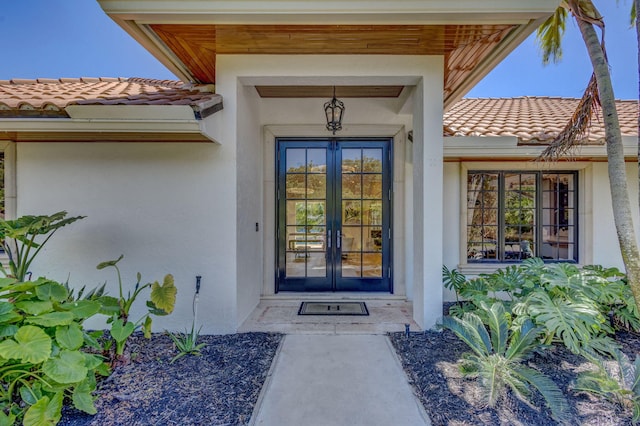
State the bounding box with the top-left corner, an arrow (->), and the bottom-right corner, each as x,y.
327,229 -> 331,249
337,230 -> 341,249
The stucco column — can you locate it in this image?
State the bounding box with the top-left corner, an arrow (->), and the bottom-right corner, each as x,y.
412,79 -> 444,329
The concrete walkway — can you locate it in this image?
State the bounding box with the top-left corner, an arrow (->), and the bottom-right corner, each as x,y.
251,334 -> 430,426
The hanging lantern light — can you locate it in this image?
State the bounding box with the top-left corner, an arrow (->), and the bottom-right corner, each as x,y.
324,86 -> 345,135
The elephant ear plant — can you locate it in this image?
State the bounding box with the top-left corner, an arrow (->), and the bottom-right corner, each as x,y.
0,277 -> 109,426
0,211 -> 85,282
97,255 -> 177,361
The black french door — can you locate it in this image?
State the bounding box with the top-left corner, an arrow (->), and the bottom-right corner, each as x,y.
276,138 -> 392,292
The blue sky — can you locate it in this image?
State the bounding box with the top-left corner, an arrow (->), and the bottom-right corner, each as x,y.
0,0 -> 637,99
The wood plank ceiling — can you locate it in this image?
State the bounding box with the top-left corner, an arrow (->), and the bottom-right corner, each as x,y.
150,24 -> 516,101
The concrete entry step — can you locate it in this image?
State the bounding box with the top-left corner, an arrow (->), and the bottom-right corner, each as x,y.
251,334 -> 430,426
239,299 -> 421,334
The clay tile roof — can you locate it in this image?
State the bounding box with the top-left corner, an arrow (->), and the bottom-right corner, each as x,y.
0,77 -> 221,119
444,97 -> 638,143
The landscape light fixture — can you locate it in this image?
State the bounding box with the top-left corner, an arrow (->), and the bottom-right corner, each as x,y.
324,86 -> 345,135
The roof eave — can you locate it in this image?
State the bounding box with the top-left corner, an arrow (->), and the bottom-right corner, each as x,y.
444,135 -> 639,160
0,116 -> 220,144
443,17 -> 546,111
98,1 -> 559,23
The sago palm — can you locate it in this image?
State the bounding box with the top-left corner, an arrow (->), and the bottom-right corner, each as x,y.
537,0 -> 640,307
442,302 -> 569,423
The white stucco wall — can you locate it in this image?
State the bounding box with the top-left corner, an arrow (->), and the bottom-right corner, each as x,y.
14,55 -> 448,332
16,136 -> 239,334
235,84 -> 264,326
591,162 -> 640,269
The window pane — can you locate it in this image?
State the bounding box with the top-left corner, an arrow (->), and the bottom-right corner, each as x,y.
468,171 -> 577,263
542,173 -> 577,261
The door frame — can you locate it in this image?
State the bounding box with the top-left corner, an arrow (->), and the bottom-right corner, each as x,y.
275,138 -> 393,292
261,125 -> 408,296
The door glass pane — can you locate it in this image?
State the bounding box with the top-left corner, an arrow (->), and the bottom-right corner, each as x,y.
343,201 -> 361,225
284,147 -> 327,279
362,253 -> 382,277
286,174 -> 305,198
342,174 -> 361,199
363,201 -> 382,225
286,201 -> 307,225
342,253 -> 361,277
286,149 -> 306,172
342,226 -> 362,251
286,252 -> 306,277
307,175 -> 326,199
362,149 -> 382,172
363,227 -> 383,251
362,174 -> 382,198
307,252 -> 327,277
307,149 -> 326,172
342,149 -> 362,173
306,201 -> 326,226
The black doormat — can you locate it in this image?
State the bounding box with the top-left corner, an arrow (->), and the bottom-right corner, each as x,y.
298,301 -> 369,316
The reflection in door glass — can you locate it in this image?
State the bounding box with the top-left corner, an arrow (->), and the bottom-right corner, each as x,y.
340,147 -> 383,278
342,149 -> 362,173
286,149 -> 306,172
284,148 -> 328,279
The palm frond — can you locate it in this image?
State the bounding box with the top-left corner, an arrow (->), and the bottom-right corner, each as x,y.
632,355 -> 640,394
441,314 -> 492,357
536,7 -> 568,64
538,74 -> 600,161
514,364 -> 570,423
484,302 -> 509,355
505,319 -> 542,361
586,335 -> 621,358
475,354 -> 506,407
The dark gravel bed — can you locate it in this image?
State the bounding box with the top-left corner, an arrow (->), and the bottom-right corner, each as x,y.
60,332 -> 283,426
390,320 -> 640,425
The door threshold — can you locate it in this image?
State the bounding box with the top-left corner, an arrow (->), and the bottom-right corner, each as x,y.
262,293 -> 407,301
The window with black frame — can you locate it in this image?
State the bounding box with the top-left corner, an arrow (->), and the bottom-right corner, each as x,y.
466,171 -> 577,263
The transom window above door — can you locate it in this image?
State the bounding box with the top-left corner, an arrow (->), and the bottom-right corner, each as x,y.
466,171 -> 578,263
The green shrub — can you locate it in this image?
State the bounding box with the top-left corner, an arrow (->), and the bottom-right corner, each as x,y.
0,211 -> 85,282
0,277 -> 108,426
167,320 -> 206,364
444,260 -> 639,356
97,255 -> 177,361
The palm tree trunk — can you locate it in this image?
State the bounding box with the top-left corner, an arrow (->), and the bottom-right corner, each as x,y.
574,9 -> 640,304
